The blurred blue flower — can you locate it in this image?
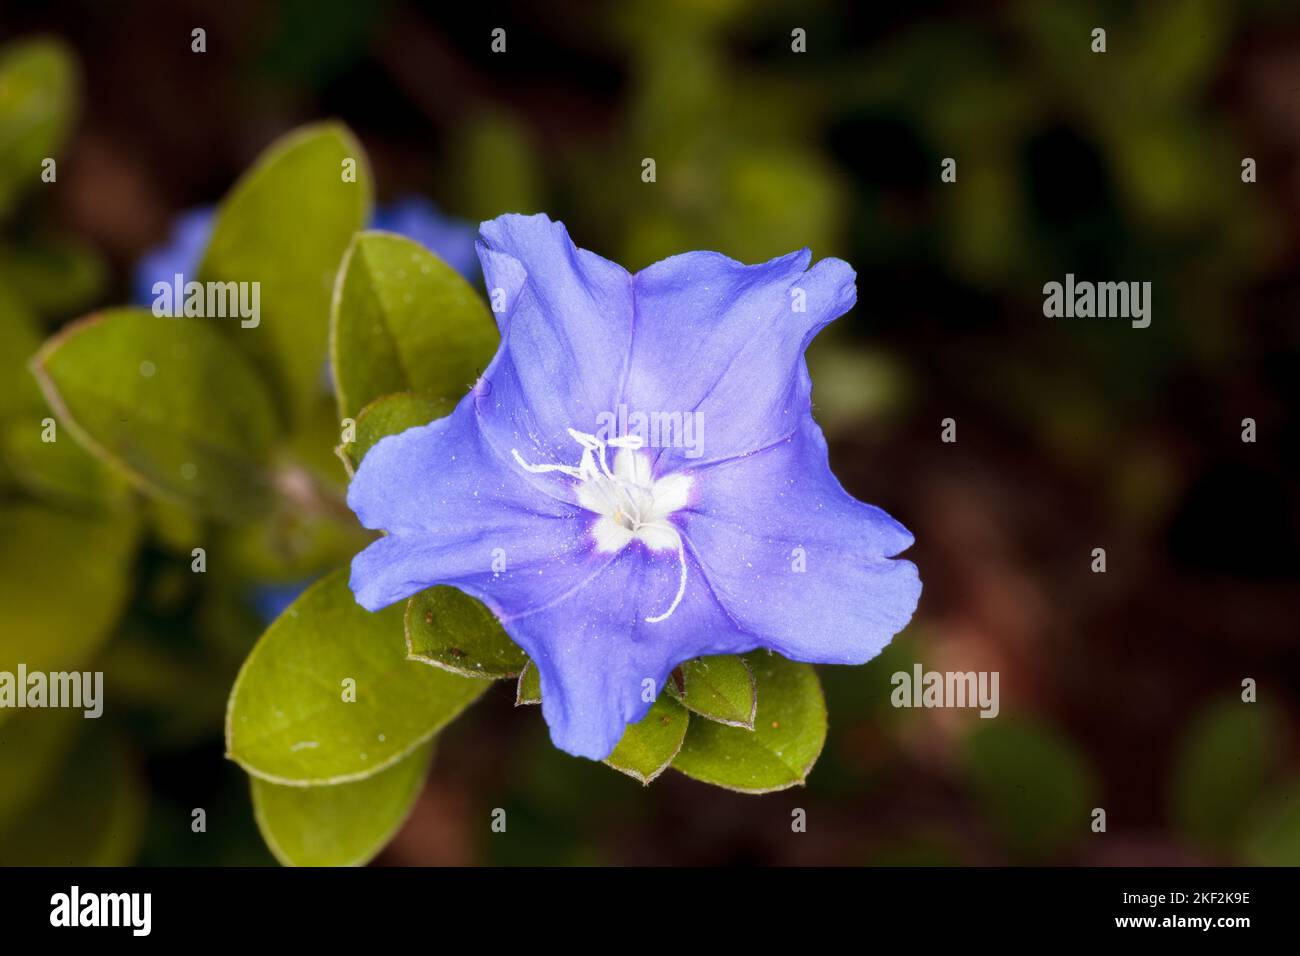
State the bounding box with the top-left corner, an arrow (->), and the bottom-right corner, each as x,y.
132,207 -> 214,306
346,213 -> 921,760
132,196 -> 478,305
248,581 -> 312,624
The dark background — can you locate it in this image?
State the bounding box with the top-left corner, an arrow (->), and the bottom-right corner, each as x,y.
0,0 -> 1297,865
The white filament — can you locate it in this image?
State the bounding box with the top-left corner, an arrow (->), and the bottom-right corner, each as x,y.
512,429 -> 690,623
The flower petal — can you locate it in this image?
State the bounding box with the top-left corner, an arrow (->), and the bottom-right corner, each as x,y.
347,400 -> 600,614
680,416 -> 920,664
504,546 -> 754,759
348,527 -> 608,619
624,250 -> 856,468
348,399 -> 577,538
474,214 -> 634,465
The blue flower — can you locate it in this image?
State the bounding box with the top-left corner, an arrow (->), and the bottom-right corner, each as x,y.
248,581 -> 313,624
347,213 -> 922,760
131,196 -> 478,305
132,207 -> 214,306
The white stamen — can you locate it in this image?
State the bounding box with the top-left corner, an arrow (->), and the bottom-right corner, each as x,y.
642,522 -> 688,623
510,449 -> 583,479
511,430 -> 690,624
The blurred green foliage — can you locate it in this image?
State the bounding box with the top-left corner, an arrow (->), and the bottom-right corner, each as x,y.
965,718 -> 1097,862
1172,696 -> 1283,853
0,37 -> 76,220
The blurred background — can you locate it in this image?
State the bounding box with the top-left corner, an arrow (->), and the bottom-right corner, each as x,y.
0,0 -> 1298,865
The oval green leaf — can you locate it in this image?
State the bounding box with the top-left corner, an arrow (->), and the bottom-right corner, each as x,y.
32,307 -> 282,519
0,37 -> 77,220
670,654 -> 756,729
0,232 -> 106,317
330,230 -> 497,421
605,692 -> 689,785
251,739 -> 434,867
0,709 -> 81,828
1241,776 -> 1300,866
963,717 -> 1097,860
341,390 -> 452,474
1172,696 -> 1281,849
671,652 -> 826,793
0,733 -> 144,866
0,502 -> 137,690
199,122 -> 372,425
406,585 -> 526,679
226,568 -> 487,785
0,416 -> 130,509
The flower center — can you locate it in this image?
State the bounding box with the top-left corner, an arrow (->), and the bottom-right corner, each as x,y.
511,429 -> 692,623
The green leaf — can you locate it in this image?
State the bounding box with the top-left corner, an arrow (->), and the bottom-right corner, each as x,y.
199,122 -> 371,425
669,655 -> 756,729
221,507 -> 368,584
516,659 -> 541,705
0,733 -> 145,866
1240,776 -> 1300,866
341,390 -> 452,474
32,307 -> 283,519
0,502 -> 137,688
963,718 -> 1096,860
226,568 -> 488,785
145,495 -> 206,555
251,740 -> 433,867
1131,0 -> 1225,105
0,415 -> 130,508
605,692 -> 689,785
0,281 -> 42,421
0,233 -> 106,317
0,285 -> 128,507
1172,697 -> 1282,849
671,652 -> 827,793
104,628 -> 231,747
330,230 -> 496,421
0,709 -> 81,827
406,585 -> 526,679
0,37 -> 78,220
